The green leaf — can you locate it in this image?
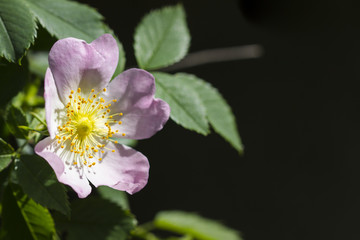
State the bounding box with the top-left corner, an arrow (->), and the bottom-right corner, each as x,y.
134,4 -> 190,70
153,72 -> 209,135
24,0 -> 106,42
1,184 -> 56,240
0,138 -> 14,172
55,197 -> 136,240
154,211 -> 242,240
15,155 -> 70,216
175,73 -> 244,154
0,0 -> 37,63
97,186 -> 130,210
4,104 -> 29,139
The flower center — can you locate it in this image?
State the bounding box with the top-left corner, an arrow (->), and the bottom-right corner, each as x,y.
77,117 -> 93,138
54,87 -> 126,170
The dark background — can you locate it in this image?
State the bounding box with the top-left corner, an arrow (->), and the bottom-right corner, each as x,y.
78,0 -> 360,239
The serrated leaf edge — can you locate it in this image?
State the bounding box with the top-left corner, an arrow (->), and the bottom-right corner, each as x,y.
134,4 -> 190,70
154,72 -> 210,135
0,0 -> 38,64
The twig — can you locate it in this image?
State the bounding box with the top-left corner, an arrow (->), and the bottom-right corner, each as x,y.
161,44 -> 263,72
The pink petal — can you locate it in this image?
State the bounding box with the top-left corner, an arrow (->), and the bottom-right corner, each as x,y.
48,34 -> 118,103
86,143 -> 149,194
35,137 -> 92,198
90,34 -> 119,80
104,68 -> 170,139
44,68 -> 65,138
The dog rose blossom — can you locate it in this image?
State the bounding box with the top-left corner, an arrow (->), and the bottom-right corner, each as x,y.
35,34 -> 170,198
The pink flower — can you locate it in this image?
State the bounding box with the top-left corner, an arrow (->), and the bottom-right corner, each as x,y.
35,34 -> 170,198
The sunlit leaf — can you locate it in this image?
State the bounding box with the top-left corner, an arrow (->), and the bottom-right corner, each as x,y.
153,72 -> 209,135
15,155 -> 70,216
154,211 -> 242,240
0,138 -> 14,172
25,0 -> 106,42
55,197 -> 136,240
0,0 -> 37,63
134,4 -> 190,70
175,73 -> 243,154
98,186 -> 130,210
4,104 -> 29,139
1,184 -> 56,240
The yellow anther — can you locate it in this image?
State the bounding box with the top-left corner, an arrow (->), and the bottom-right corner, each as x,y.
114,141 -> 118,144
73,162 -> 77,165
57,140 -> 61,144
98,158 -> 102,161
61,145 -> 65,148
107,109 -> 110,113
115,130 -> 119,132
92,162 -> 96,166
91,89 -> 95,92
93,94 -> 96,98
112,99 -> 117,102
103,88 -> 107,92
119,113 -> 123,116
69,95 -> 72,98
94,149 -> 98,152
112,150 -> 115,152
77,88 -> 81,93
118,121 -> 122,124
71,90 -> 74,94
122,133 -> 126,136
101,150 -> 105,153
